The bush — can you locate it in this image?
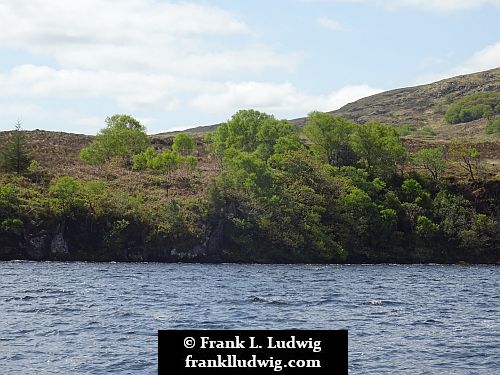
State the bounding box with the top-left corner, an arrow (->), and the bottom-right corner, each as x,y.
445,92 -> 500,124
485,118 -> 500,134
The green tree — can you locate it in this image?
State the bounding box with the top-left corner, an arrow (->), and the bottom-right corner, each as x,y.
1,121 -> 32,174
80,114 -> 149,165
352,122 -> 406,179
304,112 -> 356,167
49,176 -> 84,216
413,147 -> 447,181
0,184 -> 21,228
172,133 -> 197,157
449,140 -> 482,182
209,110 -> 297,162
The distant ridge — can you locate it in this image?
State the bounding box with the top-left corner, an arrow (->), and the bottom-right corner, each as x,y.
171,67 -> 500,135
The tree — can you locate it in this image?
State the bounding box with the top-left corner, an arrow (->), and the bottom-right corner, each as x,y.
49,176 -> 84,216
80,114 -> 149,165
449,140 -> 482,182
172,133 -> 196,157
413,147 -> 447,181
1,121 -> 32,174
304,112 -> 356,167
351,122 -> 406,179
208,110 -> 297,162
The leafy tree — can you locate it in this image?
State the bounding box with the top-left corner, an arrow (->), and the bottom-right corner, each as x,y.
80,180 -> 109,217
49,176 -> 84,216
1,121 -> 32,174
172,133 -> 197,157
412,147 -> 447,181
449,140 -> 482,182
0,184 -> 23,233
400,179 -> 431,208
209,109 -> 297,162
304,112 -> 356,167
222,149 -> 274,198
255,118 -> 297,160
351,122 -> 406,179
80,114 -> 149,165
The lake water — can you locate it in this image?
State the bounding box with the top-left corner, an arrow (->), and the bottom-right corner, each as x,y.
0,262 -> 498,374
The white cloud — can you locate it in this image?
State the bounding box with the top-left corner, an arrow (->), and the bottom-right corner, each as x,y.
0,1 -> 297,76
453,42 -> 500,74
416,42 -> 500,84
317,17 -> 350,32
191,81 -> 382,117
0,0 -> 306,132
321,0 -> 500,12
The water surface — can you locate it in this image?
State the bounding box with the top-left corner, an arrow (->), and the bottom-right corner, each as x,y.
0,262 -> 498,374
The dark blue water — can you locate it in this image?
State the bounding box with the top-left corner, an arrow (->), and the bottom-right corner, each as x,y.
0,262 -> 498,374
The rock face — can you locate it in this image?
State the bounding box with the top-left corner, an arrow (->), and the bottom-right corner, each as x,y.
50,231 -> 68,255
26,232 -> 51,260
207,220 -> 224,256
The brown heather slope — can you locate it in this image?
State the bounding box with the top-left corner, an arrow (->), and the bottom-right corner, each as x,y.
0,130 -> 217,206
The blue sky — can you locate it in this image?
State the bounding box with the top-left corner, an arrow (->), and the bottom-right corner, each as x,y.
1,0 -> 499,134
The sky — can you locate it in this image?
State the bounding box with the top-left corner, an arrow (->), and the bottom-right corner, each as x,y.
1,0 -> 499,135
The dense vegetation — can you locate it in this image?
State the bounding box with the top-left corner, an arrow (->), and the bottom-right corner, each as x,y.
445,92 -> 500,124
486,118 -> 500,134
0,112 -> 498,263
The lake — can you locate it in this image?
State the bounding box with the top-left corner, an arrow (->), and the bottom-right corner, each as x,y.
0,262 -> 498,374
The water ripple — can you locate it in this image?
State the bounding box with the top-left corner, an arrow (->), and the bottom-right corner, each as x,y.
0,262 -> 498,374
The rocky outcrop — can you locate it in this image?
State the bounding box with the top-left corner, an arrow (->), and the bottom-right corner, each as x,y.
26,231 -> 51,260
50,224 -> 69,255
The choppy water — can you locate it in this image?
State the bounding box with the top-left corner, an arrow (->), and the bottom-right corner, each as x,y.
0,262 -> 498,374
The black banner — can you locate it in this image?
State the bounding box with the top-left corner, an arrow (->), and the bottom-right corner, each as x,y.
158,330 -> 347,374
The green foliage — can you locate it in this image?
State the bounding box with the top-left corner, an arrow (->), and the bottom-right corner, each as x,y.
352,122 -> 406,179
485,118 -> 500,134
80,180 -> 109,217
0,121 -> 32,174
80,114 -> 149,165
412,147 -> 447,181
134,148 -> 180,175
445,92 -> 500,124
400,179 -> 431,207
172,133 -> 196,157
394,124 -> 435,137
223,149 -> 274,198
449,140 -> 482,182
304,112 -> 356,167
209,109 -> 298,163
1,107 -> 498,264
49,176 -> 84,216
0,184 -> 21,230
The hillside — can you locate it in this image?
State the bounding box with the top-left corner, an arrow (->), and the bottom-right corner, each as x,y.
1,68 -> 499,185
0,69 -> 499,264
292,67 -> 500,135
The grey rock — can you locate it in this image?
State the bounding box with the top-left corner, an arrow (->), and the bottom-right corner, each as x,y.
51,232 -> 68,254
26,232 -> 51,260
